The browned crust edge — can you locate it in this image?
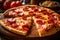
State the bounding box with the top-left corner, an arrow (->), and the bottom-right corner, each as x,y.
0,20 -> 27,36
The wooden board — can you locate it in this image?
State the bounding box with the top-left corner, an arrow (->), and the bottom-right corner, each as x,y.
0,13 -> 60,40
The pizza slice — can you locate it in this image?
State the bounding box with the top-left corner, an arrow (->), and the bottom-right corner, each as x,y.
0,16 -> 32,35
33,15 -> 60,37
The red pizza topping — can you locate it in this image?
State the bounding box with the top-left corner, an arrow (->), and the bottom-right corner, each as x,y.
23,7 -> 29,11
11,23 -> 18,28
23,27 -> 29,31
48,13 -> 52,16
9,15 -> 15,17
49,14 -> 57,20
15,11 -> 20,14
41,10 -> 49,15
48,20 -> 54,24
29,11 -> 36,16
36,20 -> 45,25
35,15 -> 42,18
22,16 -> 27,20
58,15 -> 60,19
48,15 -> 58,25
48,20 -> 57,25
6,22 -> 11,26
22,24 -> 30,31
35,15 -> 44,19
41,10 -> 53,16
34,8 -> 39,12
2,19 -> 12,26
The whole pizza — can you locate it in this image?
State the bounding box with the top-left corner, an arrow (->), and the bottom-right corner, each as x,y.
0,5 -> 60,37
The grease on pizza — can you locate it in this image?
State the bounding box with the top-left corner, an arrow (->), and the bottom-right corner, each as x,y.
0,16 -> 32,35
0,5 -> 60,37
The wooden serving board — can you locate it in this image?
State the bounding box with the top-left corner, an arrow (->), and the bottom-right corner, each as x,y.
0,13 -> 60,40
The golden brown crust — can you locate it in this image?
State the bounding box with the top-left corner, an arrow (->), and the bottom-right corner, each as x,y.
37,26 -> 60,37
0,20 -> 27,35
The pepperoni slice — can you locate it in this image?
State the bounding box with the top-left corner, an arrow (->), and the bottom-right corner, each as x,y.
22,16 -> 27,20
23,7 -> 29,11
35,15 -> 42,18
29,11 -> 36,16
41,10 -> 49,15
6,22 -> 11,26
48,14 -> 58,24
48,12 -> 53,15
15,11 -> 20,14
36,20 -> 45,25
9,15 -> 15,17
48,20 -> 54,24
49,14 -> 57,20
35,15 -> 44,19
48,16 -> 57,25
2,19 -> 11,26
11,23 -> 18,28
48,15 -> 55,24
35,15 -> 40,18
22,24 -> 30,31
34,8 -> 38,12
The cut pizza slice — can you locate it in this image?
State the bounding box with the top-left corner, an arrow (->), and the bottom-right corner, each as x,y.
0,16 -> 32,35
33,15 -> 60,37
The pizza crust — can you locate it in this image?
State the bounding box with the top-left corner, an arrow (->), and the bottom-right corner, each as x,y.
37,26 -> 60,37
0,20 -> 27,35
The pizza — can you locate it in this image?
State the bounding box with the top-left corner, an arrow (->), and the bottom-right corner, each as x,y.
0,16 -> 32,35
33,13 -> 60,37
0,5 -> 60,37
